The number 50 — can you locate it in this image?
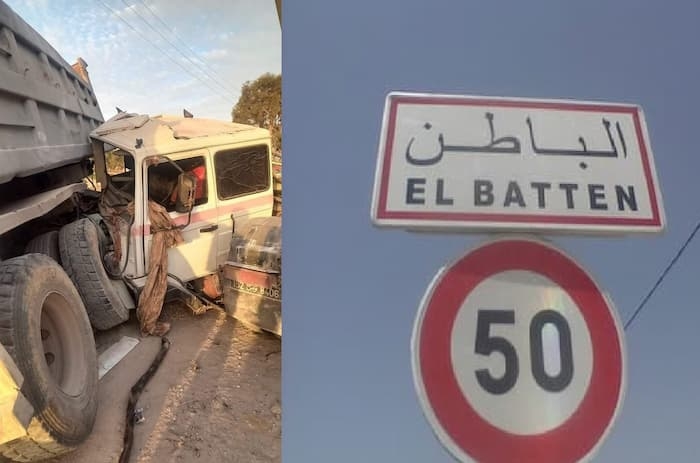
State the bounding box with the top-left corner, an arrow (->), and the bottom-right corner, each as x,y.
474,309 -> 574,395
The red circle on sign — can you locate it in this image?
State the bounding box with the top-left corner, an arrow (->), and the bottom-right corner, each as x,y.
414,238 -> 624,463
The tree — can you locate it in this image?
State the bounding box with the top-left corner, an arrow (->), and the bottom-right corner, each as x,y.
232,73 -> 281,155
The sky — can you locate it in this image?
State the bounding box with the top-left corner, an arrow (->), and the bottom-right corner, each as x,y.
4,0 -> 280,121
283,1 -> 700,462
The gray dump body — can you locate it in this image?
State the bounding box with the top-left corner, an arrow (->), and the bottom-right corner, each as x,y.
0,1 -> 103,185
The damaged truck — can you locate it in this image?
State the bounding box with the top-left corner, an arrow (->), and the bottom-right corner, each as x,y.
0,1 -> 281,461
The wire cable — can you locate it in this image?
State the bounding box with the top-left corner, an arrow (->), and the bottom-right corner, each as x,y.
624,218 -> 700,330
135,0 -> 238,97
97,0 -> 233,102
121,0 -> 238,99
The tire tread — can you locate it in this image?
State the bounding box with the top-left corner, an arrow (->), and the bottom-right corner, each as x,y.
24,233 -> 60,264
0,255 -> 87,461
59,219 -> 128,330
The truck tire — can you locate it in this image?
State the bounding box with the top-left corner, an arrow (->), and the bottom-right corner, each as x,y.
58,218 -> 129,331
0,254 -> 97,461
24,231 -> 60,264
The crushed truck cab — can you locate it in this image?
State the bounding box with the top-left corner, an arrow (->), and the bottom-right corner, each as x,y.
91,112 -> 274,281
87,112 -> 280,333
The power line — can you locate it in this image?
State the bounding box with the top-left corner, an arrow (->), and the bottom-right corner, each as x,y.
107,0 -> 233,100
624,218 -> 700,330
97,0 -> 233,103
135,0 -> 237,97
121,0 -> 238,99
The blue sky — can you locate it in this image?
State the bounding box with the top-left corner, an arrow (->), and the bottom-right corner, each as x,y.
5,0 -> 280,120
284,0 -> 700,462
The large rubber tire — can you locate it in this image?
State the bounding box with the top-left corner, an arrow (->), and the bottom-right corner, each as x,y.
58,219 -> 129,331
24,232 -> 60,264
0,254 -> 97,461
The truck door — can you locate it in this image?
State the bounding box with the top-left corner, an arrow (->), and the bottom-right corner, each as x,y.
211,143 -> 274,266
144,152 -> 219,282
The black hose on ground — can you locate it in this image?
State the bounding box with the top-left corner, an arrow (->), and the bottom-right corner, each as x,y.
119,336 -> 171,463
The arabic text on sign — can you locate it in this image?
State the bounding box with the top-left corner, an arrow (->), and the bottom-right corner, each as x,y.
405,113 -> 629,169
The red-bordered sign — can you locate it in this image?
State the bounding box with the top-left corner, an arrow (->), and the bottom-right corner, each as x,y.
371,92 -> 665,235
411,237 -> 626,463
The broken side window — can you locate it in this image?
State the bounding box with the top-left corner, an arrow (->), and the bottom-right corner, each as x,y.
214,145 -> 270,200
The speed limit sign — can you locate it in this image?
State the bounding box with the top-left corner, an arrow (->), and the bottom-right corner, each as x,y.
411,237 -> 626,463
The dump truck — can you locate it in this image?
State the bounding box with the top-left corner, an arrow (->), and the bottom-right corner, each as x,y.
0,2 -> 281,460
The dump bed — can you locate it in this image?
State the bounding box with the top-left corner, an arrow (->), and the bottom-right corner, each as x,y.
0,1 -> 103,185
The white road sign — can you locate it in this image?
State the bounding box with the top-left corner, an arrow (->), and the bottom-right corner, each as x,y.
411,237 -> 626,463
371,92 -> 665,234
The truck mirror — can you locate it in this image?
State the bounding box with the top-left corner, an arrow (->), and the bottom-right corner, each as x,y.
175,172 -> 196,213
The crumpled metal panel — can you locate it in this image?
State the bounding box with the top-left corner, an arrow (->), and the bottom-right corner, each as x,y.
166,117 -> 255,139
92,113 -> 149,136
90,113 -> 270,160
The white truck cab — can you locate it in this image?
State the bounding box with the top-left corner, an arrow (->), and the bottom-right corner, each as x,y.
89,112 -> 275,295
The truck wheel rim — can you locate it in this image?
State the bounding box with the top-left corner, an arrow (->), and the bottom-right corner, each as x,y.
40,292 -> 87,397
